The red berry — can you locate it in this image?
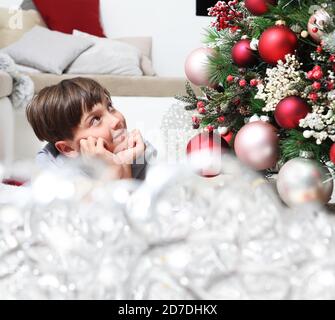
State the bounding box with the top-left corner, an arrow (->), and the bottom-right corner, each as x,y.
233,98 -> 241,106
329,55 -> 335,62
312,27 -> 319,33
198,107 -> 206,114
307,71 -> 314,80
227,75 -> 234,82
313,70 -> 323,80
239,79 -> 247,87
206,125 -> 214,132
313,65 -> 322,71
196,101 -> 205,109
316,46 -> 323,53
218,116 -> 225,123
309,92 -> 318,102
312,82 -> 321,90
192,116 -> 200,124
250,79 -> 258,87
327,81 -> 334,90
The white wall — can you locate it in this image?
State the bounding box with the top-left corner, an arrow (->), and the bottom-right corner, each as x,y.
0,0 -> 212,77
100,0 -> 212,77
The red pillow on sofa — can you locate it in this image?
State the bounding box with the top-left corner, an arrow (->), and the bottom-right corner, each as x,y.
33,0 -> 105,37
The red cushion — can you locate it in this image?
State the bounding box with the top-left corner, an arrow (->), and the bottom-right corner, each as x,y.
2,178 -> 27,186
33,0 -> 105,37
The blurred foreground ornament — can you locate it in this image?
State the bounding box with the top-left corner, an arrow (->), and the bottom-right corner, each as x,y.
307,8 -> 332,43
276,151 -> 333,207
258,25 -> 298,65
184,47 -> 215,86
186,132 -> 230,177
1,155 -> 335,299
234,121 -> 279,170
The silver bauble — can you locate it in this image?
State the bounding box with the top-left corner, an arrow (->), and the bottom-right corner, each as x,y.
277,156 -> 333,207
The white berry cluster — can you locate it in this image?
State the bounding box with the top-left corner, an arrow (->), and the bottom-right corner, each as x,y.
299,99 -> 335,145
255,54 -> 303,112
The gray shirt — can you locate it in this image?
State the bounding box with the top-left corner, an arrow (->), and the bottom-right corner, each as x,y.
36,141 -> 157,180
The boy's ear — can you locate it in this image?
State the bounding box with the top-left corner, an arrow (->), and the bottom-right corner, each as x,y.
55,141 -> 79,158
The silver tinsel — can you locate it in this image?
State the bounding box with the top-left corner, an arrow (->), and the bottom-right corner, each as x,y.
1,154 -> 335,300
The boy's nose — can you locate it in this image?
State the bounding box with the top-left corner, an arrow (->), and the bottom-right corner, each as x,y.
108,114 -> 121,130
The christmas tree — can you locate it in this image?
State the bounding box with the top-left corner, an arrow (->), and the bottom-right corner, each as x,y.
176,0 -> 335,206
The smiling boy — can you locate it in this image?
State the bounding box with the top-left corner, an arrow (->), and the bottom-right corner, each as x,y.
26,77 -> 156,180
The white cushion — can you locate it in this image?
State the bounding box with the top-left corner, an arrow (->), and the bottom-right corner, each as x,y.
1,26 -> 94,74
16,64 -> 42,74
66,30 -> 143,76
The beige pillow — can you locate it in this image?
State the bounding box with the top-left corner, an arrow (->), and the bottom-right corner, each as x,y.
2,26 -> 94,74
116,36 -> 156,76
68,30 -> 142,76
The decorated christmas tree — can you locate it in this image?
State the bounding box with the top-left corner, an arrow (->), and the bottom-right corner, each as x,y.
176,0 -> 335,207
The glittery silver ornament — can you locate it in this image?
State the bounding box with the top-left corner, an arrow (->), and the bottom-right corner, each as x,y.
277,153 -> 333,207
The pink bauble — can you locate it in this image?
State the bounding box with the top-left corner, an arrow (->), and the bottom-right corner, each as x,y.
274,96 -> 310,129
234,121 -> 279,170
245,0 -> 277,16
185,47 -> 214,86
258,25 -> 298,65
232,39 -> 258,67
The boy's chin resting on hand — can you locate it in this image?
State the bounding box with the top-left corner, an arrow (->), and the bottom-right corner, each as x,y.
79,130 -> 146,180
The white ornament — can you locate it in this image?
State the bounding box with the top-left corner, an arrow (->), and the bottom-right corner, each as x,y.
260,115 -> 270,122
249,114 -> 260,122
250,38 -> 259,51
217,126 -> 228,135
303,130 -> 313,139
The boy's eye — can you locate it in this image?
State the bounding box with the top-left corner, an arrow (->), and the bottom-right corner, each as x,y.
107,102 -> 115,112
91,116 -> 101,126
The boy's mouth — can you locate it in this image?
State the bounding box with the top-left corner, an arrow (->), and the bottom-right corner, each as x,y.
109,129 -> 127,152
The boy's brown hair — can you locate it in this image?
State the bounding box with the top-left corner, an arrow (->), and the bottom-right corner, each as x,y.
26,77 -> 111,143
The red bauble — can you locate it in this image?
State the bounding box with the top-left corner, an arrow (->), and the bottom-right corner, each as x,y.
274,96 -> 310,129
245,0 -> 277,16
221,131 -> 234,145
330,144 -> 335,164
186,132 -> 229,178
258,25 -> 298,65
231,39 -> 258,67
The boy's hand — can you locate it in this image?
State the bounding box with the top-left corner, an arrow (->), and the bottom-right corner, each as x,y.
79,137 -> 124,179
113,129 -> 146,164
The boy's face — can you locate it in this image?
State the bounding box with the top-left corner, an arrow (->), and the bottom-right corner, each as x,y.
56,101 -> 127,157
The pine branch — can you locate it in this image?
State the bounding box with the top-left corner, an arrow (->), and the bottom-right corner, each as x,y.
184,104 -> 197,111
185,81 -> 197,100
175,95 -> 196,104
280,129 -> 332,163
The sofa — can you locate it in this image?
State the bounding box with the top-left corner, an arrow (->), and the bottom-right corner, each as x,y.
0,71 -> 14,167
0,70 -> 44,165
0,8 -> 190,97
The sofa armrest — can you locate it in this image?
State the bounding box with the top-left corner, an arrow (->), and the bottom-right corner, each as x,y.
0,71 -> 13,98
